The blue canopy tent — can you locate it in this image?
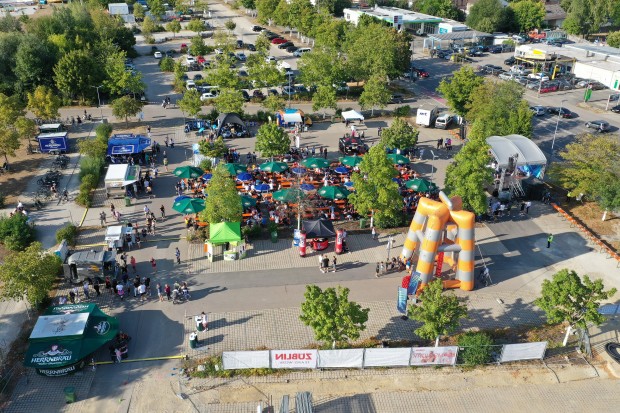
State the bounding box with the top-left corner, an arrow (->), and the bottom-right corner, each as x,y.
107,134 -> 152,156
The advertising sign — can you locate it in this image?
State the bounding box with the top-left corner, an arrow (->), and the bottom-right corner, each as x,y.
397,287 -> 408,314
271,349 -> 318,369
222,351 -> 270,370
111,145 -> 135,155
364,348 -> 411,367
499,342 -> 547,363
38,134 -> 68,153
410,346 -> 458,366
317,349 -> 364,369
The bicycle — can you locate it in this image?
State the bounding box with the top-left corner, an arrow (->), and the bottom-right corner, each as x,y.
59,191 -> 70,203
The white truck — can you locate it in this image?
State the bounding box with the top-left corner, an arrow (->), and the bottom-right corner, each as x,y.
416,105 -> 438,128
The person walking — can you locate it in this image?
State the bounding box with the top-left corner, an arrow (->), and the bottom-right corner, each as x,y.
145,277 -> 151,296
547,234 -> 553,248
139,282 -> 147,301
375,262 -> 381,278
100,211 -> 107,227
157,283 -> 163,302
160,205 -> 166,219
371,226 -> 377,240
200,312 -> 208,331
69,288 -> 76,303
318,253 -> 324,273
164,283 -> 171,301
175,247 -> 181,264
83,279 -> 90,298
93,278 -> 101,296
130,256 -> 137,273
525,201 -> 532,214
150,257 -> 157,273
331,255 -> 337,272
322,255 -> 330,273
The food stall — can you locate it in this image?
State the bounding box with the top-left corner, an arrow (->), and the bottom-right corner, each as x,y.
105,225 -> 129,252
302,219 -> 336,251
205,222 -> 244,261
63,249 -> 117,284
23,304 -> 119,376
104,164 -> 141,198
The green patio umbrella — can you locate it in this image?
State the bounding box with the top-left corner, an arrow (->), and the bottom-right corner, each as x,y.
219,163 -> 247,175
272,188 -> 305,202
241,194 -> 257,208
172,197 -> 206,214
405,178 -> 438,192
259,161 -> 289,173
340,155 -> 363,167
387,153 -> 410,165
173,165 -> 204,179
318,185 -> 350,200
302,157 -> 329,169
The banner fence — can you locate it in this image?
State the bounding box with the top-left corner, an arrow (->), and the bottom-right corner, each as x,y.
221,342 -> 547,370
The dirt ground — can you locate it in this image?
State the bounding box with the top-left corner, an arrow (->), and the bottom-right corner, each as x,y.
563,201 -> 620,252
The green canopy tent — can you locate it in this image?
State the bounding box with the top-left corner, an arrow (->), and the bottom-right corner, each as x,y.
24,304 -> 119,376
209,222 -> 242,244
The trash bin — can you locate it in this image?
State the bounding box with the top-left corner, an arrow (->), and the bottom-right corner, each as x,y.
189,332 -> 198,349
64,387 -> 76,403
270,231 -> 278,243
124,196 -> 131,207
359,218 -> 366,229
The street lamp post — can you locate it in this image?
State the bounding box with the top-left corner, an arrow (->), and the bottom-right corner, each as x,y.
551,99 -> 566,151
91,85 -> 104,122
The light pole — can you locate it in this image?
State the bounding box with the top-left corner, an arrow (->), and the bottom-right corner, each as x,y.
551,99 -> 566,151
287,72 -> 292,108
91,85 -> 104,122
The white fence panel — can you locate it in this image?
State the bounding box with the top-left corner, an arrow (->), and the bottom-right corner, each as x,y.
363,348 -> 411,367
410,346 -> 458,366
500,342 -> 547,363
271,349 -> 318,369
317,349 -> 364,368
222,351 -> 270,370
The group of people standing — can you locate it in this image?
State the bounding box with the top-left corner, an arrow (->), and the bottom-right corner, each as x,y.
318,254 -> 337,273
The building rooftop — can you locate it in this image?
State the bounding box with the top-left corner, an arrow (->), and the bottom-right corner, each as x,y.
345,6 -> 442,23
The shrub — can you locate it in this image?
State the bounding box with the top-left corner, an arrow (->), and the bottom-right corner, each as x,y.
144,34 -> 155,44
394,105 -> 411,117
199,158 -> 212,171
76,189 -> 92,208
457,332 -> 494,366
56,223 -> 78,246
159,56 -> 175,72
81,174 -> 99,191
79,157 -> 105,179
242,224 -> 261,240
0,213 -> 35,251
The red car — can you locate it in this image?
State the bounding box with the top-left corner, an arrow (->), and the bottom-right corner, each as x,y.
197,56 -> 206,64
271,37 -> 287,45
540,85 -> 559,93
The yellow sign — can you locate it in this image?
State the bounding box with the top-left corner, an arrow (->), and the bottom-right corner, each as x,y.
532,49 -> 544,56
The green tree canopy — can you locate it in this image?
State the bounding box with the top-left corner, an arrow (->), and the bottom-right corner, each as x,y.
27,85 -> 61,121
298,49 -> 344,87
607,31 -> 620,48
179,89 -> 202,118
549,134 -> 620,217
166,19 -> 182,37
359,73 -> 390,116
214,88 -> 245,114
300,285 -> 370,349
0,93 -> 25,165
0,212 -> 35,251
535,269 -> 616,345
349,143 -> 402,228
133,3 -> 146,20
311,84 -> 337,114
408,279 -> 469,346
54,49 -> 99,101
189,35 -> 208,56
147,0 -> 166,19
78,122 -> 112,159
247,57 -> 284,89
255,122 -> 289,159
443,121 -> 492,214
206,56 -> 240,89
466,0 -> 507,33
436,66 -> 484,117
256,0 -> 280,23
254,33 -> 271,55
187,18 -> 206,33
103,50 -> 145,97
111,95 -> 143,126
380,118 -> 419,150
198,136 -> 228,159
414,0 -> 465,21
262,94 -> 285,112
509,0 -> 546,32
224,19 -> 236,32
201,165 -> 243,224
0,242 -> 62,307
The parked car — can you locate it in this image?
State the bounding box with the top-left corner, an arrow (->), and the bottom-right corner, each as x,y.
266,33 -> 281,40
236,39 -> 244,49
252,90 -> 265,100
265,56 -> 277,63
193,74 -> 203,80
482,64 -> 502,74
196,55 -> 206,64
389,94 -> 404,103
246,43 -> 256,51
268,89 -> 279,96
238,70 -> 248,77
154,51 -> 162,59
489,45 -> 503,53
539,83 -> 559,93
214,48 -> 224,54
611,105 -> 620,113
186,56 -> 196,65
527,73 -> 550,82
271,37 -> 287,44
529,106 -> 546,116
585,120 -> 610,132
413,68 -> 429,78
504,56 -> 516,65
282,85 -> 296,96
286,45 -> 298,53
547,107 -> 573,118
241,90 -> 250,102
279,41 -> 294,49
252,25 -> 264,32
499,72 -> 516,81
236,53 -> 247,61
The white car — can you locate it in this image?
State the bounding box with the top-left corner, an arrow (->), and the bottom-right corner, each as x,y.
154,51 -> 162,59
265,55 -> 276,63
499,72 -> 515,81
200,92 -> 219,101
186,80 -> 196,90
527,73 -> 550,82
215,48 -> 224,55
186,56 -> 196,65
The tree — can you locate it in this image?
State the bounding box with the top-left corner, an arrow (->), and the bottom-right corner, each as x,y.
607,31 -> 620,48
179,89 -> 202,117
198,136 -> 228,159
0,212 -> 35,251
298,49 -> 343,87
214,88 -> 245,114
255,33 -> 271,55
27,85 -> 61,121
159,56 -> 175,72
535,269 -> 616,346
0,93 -> 25,166
103,51 -> 145,97
111,95 -> 143,126
0,242 -> 62,307
200,164 -> 243,224
134,3 -> 146,21
147,0 -> 166,20
247,57 -> 284,88
255,123 -> 289,159
141,16 -> 157,36
561,0 -> 612,37
206,57 -> 241,89
240,0 -> 256,9
466,0 -> 506,33
189,35 -> 208,57
224,19 -> 236,32
311,85 -> 337,115
436,66 -> 484,117
443,122 -> 492,214
300,285 -> 370,349
414,0 -> 465,21
79,123 -> 112,159
349,144 -> 402,228
408,279 -> 469,346
262,94 -> 285,112
380,118 -> 419,150
256,0 -> 279,23
186,18 -> 206,33
359,73 -> 390,116
549,134 -> 620,219
0,10 -> 22,32
54,49 -> 99,101
166,20 -> 182,38
509,0 -> 546,32
14,35 -> 57,94
506,99 -> 533,138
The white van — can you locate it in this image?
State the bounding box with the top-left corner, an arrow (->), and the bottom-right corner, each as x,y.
434,114 -> 453,129
293,48 -> 311,57
416,105 -> 438,128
